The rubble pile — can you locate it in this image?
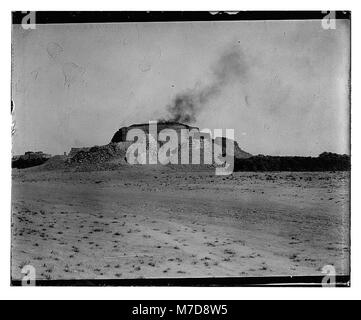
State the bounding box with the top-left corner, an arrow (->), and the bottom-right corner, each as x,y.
66,143 -> 130,171
69,143 -> 128,165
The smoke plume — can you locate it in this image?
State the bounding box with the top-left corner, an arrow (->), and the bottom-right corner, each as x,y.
163,45 -> 247,124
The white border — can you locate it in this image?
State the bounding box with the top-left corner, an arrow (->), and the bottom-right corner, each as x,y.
0,0 -> 359,300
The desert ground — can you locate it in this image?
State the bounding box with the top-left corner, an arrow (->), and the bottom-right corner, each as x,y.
11,166 -> 350,280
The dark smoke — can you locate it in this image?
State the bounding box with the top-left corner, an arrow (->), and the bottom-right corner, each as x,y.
163,45 -> 247,124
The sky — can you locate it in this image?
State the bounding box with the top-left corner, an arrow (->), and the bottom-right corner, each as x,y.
12,20 -> 350,156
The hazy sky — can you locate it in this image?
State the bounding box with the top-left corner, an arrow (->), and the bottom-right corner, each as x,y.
12,20 -> 350,156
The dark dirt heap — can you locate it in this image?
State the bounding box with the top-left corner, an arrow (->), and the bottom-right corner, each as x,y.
12,151 -> 51,169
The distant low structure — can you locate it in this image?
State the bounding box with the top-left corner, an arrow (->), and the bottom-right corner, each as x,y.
12,151 -> 51,169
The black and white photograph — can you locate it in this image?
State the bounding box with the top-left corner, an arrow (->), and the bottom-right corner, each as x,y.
10,11 -> 351,287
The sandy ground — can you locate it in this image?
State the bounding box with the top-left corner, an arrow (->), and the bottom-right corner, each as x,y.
11,166 -> 350,280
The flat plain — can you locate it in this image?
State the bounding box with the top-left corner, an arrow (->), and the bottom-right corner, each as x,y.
11,166 -> 350,280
